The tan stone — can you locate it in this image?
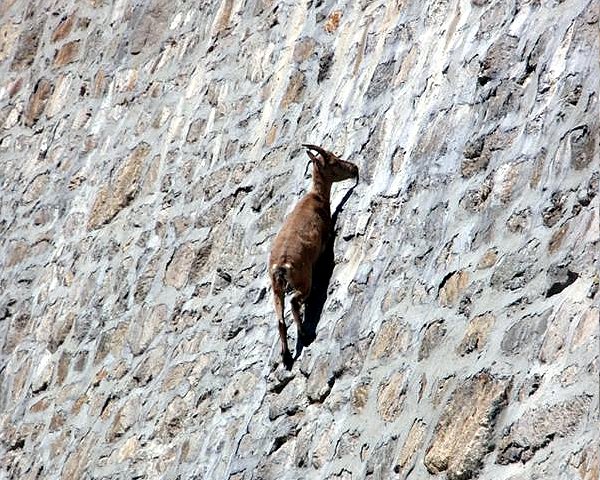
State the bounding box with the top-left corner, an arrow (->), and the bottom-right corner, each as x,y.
265,124 -> 277,146
457,312 -> 495,356
95,322 -> 128,363
497,396 -> 591,465
493,162 -> 520,203
279,71 -> 305,109
576,443 -> 599,480
30,397 -> 49,413
49,311 -> 74,353
49,411 -> 66,432
92,68 -> 108,97
185,117 -> 206,143
424,371 -> 510,479
107,396 -> 141,441
370,317 -> 412,359
87,143 -> 150,229
394,419 -> 426,477
23,173 -> 49,203
438,270 -> 469,306
293,37 -> 316,63
477,248 -> 498,269
6,239 -> 29,267
324,10 -> 343,32
53,40 -> 80,67
548,221 -> 570,253
55,350 -> 71,386
164,243 -> 196,289
306,361 -> 333,403
214,0 -> 234,35
118,437 -> 139,462
539,303 -> 574,363
0,23 -> 19,62
397,46 -> 418,84
377,370 -> 408,422
24,79 -> 53,126
161,362 -> 193,392
570,306 -> 598,353
63,438 -> 92,479
220,371 -> 258,410
3,313 -> 32,355
50,429 -> 71,458
46,73 -> 74,118
134,253 -> 161,303
71,394 -> 88,415
51,14 -> 75,42
351,380 -> 370,412
311,425 -> 334,468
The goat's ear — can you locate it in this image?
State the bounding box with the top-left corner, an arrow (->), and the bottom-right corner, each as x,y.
306,150 -> 324,167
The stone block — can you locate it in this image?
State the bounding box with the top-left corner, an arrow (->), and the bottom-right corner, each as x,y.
497,395 -> 592,464
51,15 -> 75,43
53,40 -> 80,67
164,243 -> 196,289
457,312 -> 495,356
438,270 -> 469,306
87,143 -> 150,229
418,319 -> 446,361
377,370 -> 409,422
424,371 -> 511,479
24,79 -> 53,126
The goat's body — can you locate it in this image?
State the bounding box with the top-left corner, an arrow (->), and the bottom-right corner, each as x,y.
270,193 -> 330,272
269,145 -> 358,368
269,194 -> 331,365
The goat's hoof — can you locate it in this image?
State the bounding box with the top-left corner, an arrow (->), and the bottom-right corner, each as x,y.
282,351 -> 293,370
299,328 -> 314,345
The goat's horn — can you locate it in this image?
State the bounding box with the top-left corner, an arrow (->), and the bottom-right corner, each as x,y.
302,144 -> 328,157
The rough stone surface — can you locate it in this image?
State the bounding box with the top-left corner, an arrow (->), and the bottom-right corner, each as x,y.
424,372 -> 511,480
0,0 -> 597,479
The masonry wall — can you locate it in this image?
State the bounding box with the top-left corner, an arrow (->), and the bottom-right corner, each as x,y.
0,1 -> 598,479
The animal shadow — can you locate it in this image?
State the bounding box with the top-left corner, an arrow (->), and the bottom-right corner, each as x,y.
294,183 -> 357,359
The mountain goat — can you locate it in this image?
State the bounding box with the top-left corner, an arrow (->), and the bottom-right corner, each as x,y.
269,144 -> 358,367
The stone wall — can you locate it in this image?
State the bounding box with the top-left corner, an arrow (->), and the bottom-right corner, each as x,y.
0,0 -> 598,479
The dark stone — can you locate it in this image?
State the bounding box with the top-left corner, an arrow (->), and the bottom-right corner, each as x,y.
366,61 -> 396,99
479,35 -> 519,84
418,319 -> 446,361
500,309 -> 551,356
541,190 -> 568,227
545,260 -> 579,297
11,23 -> 43,71
490,239 -> 540,290
570,125 -> 596,170
318,51 -> 334,83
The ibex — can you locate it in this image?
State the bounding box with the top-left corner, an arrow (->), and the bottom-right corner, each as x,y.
269,144 -> 359,368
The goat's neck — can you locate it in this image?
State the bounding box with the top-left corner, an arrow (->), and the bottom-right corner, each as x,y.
311,166 -> 332,206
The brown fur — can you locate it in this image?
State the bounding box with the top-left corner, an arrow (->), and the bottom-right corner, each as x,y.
269,144 -> 358,366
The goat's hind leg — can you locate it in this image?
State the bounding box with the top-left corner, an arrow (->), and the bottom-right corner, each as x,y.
273,289 -> 293,368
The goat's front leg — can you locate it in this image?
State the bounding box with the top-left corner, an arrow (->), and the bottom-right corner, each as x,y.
291,289 -> 310,345
273,290 -> 292,368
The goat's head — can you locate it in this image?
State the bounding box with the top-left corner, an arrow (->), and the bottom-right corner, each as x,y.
303,144 -> 359,183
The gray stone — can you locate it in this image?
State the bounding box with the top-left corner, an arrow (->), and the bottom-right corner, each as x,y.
497,395 -> 592,465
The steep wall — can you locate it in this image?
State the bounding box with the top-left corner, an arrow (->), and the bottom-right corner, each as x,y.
0,0 -> 598,479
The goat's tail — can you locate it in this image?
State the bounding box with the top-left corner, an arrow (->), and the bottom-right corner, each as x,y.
270,263 -> 291,293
